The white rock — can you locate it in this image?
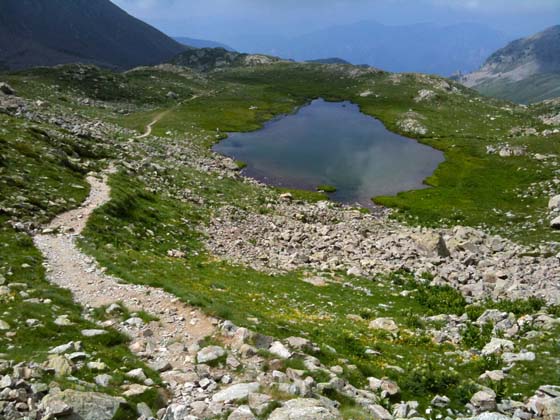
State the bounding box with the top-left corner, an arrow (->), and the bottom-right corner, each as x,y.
269,341 -> 292,359
268,398 -> 341,420
369,318 -> 399,333
212,382 -> 260,402
228,405 -> 256,420
481,338 -> 514,356
197,346 -> 226,364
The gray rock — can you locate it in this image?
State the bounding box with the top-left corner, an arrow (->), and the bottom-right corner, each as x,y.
541,397 -> 560,420
481,338 -> 514,356
45,355 -> 74,377
0,83 -> 15,95
125,368 -> 147,382
431,395 -> 450,407
0,320 -> 10,330
502,351 -> 536,364
412,232 -> 450,258
268,398 -> 341,420
212,382 -> 260,402
471,389 -> 497,412
81,329 -> 108,337
40,389 -> 123,420
149,360 -> 172,373
458,414 -> 512,420
270,341 -> 292,359
197,346 -> 226,364
548,195 -> 560,210
228,405 -> 256,420
95,374 -> 113,387
369,318 -> 399,333
367,404 -> 393,420
137,402 -> 153,418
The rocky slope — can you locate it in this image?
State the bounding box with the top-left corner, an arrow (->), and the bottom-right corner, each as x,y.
0,0 -> 186,70
459,25 -> 560,103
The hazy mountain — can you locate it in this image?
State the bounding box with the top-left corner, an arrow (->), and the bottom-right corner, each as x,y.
174,37 -> 234,51
306,58 -> 351,65
0,0 -> 187,71
460,25 -> 560,103
232,21 -> 510,76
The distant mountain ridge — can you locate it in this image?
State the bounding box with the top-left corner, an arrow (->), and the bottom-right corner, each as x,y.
0,0 -> 187,71
174,37 -> 235,51
232,21 -> 510,76
460,25 -> 560,103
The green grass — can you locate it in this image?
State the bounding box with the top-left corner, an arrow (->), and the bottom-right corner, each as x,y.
317,185 -> 337,193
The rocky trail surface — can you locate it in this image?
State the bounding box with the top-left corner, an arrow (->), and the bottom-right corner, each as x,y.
34,170 -> 217,371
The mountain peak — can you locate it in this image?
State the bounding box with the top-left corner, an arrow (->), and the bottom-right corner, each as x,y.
0,0 -> 186,70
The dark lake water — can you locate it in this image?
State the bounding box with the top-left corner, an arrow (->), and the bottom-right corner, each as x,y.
214,99 -> 444,207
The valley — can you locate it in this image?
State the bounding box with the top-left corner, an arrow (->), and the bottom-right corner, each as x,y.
1,58 -> 559,420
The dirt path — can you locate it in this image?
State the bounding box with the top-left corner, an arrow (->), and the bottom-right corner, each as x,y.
34,169 -> 216,371
136,94 -> 202,139
136,111 -> 168,139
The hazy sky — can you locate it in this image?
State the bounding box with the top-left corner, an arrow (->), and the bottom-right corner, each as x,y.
112,0 -> 559,42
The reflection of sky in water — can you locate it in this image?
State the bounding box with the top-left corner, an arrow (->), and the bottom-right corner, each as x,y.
214,99 -> 444,207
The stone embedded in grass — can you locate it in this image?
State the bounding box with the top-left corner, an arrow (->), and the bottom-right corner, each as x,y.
197,345 -> 226,364
0,320 -> 10,330
122,384 -> 149,397
54,315 -> 73,326
125,368 -> 147,382
368,317 -> 399,333
502,351 -> 536,364
81,329 -> 108,337
431,395 -> 450,407
87,361 -> 107,371
269,341 -> 292,359
45,355 -> 74,377
95,374 -> 113,387
470,388 -> 497,412
481,337 -> 514,356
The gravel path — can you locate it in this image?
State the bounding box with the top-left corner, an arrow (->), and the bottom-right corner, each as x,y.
33,170 -> 216,371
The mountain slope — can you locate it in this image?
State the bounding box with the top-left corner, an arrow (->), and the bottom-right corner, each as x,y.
460,25 -> 560,103
233,21 -> 509,76
174,36 -> 235,51
0,0 -> 187,70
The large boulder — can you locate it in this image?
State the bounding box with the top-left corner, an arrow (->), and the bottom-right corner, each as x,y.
268,398 -> 341,420
40,390 -> 124,420
412,232 -> 450,258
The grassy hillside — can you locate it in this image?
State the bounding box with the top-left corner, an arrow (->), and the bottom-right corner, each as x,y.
2,62 -> 560,418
